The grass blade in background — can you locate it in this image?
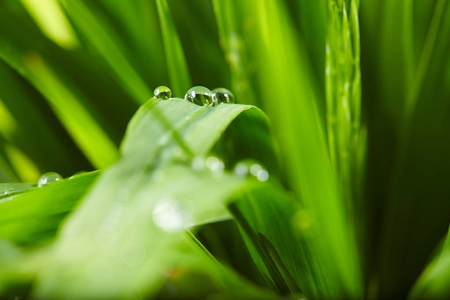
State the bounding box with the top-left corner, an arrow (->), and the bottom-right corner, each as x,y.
156,0 -> 191,97
0,61 -> 92,180
360,0 -> 450,298
245,0 -> 362,297
409,225 -> 450,299
0,171 -> 99,245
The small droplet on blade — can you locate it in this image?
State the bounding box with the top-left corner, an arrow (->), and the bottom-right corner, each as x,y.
154,86 -> 172,100
212,87 -> 235,104
38,172 -> 62,188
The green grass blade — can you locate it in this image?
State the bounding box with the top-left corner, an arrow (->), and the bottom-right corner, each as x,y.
20,0 -> 78,49
24,54 -> 119,169
409,225 -> 450,299
60,0 -> 152,102
0,171 -> 99,245
156,0 -> 191,97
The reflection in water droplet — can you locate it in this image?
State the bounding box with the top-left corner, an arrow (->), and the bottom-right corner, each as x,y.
154,86 -> 172,100
206,156 -> 224,174
191,157 -> 206,172
212,88 -> 235,104
38,172 -> 62,188
153,200 -> 190,232
184,86 -> 213,106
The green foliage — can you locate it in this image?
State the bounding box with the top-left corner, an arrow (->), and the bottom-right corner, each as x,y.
0,0 -> 449,299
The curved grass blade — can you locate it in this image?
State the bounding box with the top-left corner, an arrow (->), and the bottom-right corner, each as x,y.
409,225 -> 450,299
60,0 -> 152,102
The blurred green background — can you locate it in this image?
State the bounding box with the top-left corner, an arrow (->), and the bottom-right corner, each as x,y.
0,0 -> 449,299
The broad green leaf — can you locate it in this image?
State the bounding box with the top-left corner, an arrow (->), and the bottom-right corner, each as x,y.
0,171 -> 100,245
24,54 -> 119,169
93,0 -> 167,86
34,99 -> 277,298
156,0 -> 191,96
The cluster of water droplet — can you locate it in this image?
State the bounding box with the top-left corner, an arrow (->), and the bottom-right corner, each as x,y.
37,172 -> 62,188
153,85 -> 235,106
186,86 -> 235,106
190,156 -> 269,182
233,160 -> 270,182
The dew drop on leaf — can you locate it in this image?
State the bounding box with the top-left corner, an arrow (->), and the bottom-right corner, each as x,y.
184,86 -> 213,106
212,87 -> 235,104
154,86 -> 172,100
38,172 -> 62,187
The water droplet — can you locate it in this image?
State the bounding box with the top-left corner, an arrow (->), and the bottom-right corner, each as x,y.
184,86 -> 212,106
250,164 -> 263,176
256,170 -> 269,182
212,88 -> 235,104
153,199 -> 191,232
154,86 -> 172,100
38,172 -> 62,187
206,156 -> 224,174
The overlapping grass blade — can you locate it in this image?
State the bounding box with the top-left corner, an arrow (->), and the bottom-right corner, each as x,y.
0,61 -> 92,179
34,99 -> 276,298
93,0 -> 167,86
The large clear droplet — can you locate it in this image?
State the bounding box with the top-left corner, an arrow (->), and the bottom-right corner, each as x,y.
154,86 -> 172,100
38,172 -> 62,188
212,88 -> 235,104
184,86 -> 213,106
